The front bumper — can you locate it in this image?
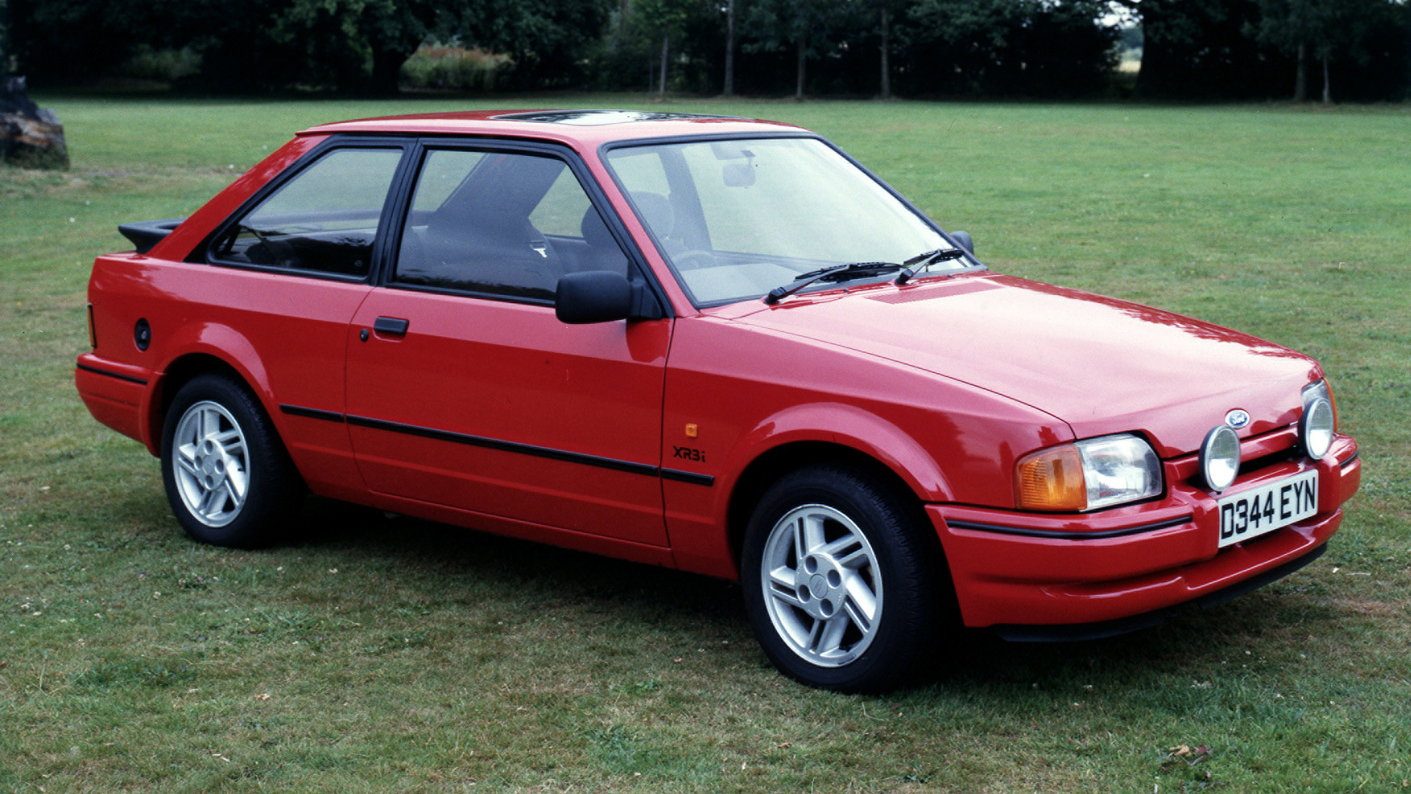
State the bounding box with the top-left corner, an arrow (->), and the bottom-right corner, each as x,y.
931,435 -> 1360,631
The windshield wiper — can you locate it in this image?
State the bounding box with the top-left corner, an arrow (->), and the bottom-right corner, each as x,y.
765,261 -> 904,304
894,247 -> 967,285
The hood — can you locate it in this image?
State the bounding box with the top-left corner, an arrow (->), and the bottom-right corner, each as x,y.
735,274 -> 1318,458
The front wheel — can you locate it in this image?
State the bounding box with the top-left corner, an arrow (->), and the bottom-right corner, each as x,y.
160,374 -> 303,548
741,465 -> 943,692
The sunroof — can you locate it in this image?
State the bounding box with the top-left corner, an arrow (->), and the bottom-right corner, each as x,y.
494,110 -> 738,126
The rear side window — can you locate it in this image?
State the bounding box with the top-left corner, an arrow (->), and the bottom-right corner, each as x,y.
209,148 -> 403,277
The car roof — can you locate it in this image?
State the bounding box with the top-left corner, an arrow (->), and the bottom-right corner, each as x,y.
299,109 -> 806,147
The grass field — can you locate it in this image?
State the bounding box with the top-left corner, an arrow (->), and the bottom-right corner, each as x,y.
2,95 -> 1409,793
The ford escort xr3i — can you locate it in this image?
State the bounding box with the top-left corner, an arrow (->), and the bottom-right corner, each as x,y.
75,110 -> 1361,692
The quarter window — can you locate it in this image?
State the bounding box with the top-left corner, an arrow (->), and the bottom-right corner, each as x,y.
209,148 -> 402,277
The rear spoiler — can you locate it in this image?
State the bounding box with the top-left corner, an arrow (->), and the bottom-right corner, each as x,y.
118,218 -> 186,254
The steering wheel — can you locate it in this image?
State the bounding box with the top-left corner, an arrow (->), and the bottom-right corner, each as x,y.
237,225 -> 296,268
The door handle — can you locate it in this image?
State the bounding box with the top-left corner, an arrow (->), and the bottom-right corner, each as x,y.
372,317 -> 410,337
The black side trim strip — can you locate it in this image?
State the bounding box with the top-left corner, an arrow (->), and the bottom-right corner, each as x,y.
279,404 -> 347,423
346,414 -> 662,478
946,515 -> 1191,540
1339,451 -> 1360,469
280,407 -> 715,487
993,544 -> 1328,642
76,363 -> 148,386
661,469 -> 715,487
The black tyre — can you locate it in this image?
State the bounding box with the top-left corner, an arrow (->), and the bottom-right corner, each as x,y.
741,465 -> 943,692
160,374 -> 303,548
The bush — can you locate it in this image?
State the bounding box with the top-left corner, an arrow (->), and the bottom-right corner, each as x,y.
121,46 -> 203,83
400,44 -> 512,92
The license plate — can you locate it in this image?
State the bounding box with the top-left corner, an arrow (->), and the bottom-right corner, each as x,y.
1218,470 -> 1318,548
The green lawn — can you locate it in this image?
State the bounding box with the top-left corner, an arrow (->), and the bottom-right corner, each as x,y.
3,95 -> 1409,793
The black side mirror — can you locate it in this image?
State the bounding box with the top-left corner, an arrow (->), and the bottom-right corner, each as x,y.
556,271 -> 634,324
951,230 -> 974,255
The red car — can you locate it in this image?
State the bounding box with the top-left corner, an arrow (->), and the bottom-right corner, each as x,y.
76,110 -> 1361,691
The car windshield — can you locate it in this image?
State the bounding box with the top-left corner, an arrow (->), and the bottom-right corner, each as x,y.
602,137 -> 972,306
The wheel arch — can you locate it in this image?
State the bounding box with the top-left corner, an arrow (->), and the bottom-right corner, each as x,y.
145,352 -> 265,457
724,440 -> 943,578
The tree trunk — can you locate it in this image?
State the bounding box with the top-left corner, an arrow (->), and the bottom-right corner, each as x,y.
795,34 -> 806,99
1293,42 -> 1307,102
659,31 -> 669,100
368,48 -> 406,96
879,6 -> 891,99
724,0 -> 736,96
1321,52 -> 1331,104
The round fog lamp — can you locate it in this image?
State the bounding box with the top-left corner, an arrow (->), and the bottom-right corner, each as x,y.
1301,397 -> 1334,460
1200,425 -> 1241,492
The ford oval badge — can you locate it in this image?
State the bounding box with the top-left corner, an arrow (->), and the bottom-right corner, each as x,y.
1225,409 -> 1251,429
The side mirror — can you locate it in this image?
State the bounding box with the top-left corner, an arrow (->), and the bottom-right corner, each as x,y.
951,230 -> 974,255
556,271 -> 634,324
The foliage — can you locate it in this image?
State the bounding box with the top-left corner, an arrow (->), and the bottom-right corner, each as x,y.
4,0 -> 1410,98
1118,0 -> 1277,98
1256,0 -> 1410,101
9,0 -> 612,93
454,0 -> 616,89
120,46 -> 203,84
900,0 -> 1117,97
591,0 -> 728,96
263,0 -> 436,94
1118,0 -> 1409,100
399,42 -> 511,92
626,0 -> 701,96
744,0 -> 873,97
9,0 -> 170,83
1,0 -> 12,73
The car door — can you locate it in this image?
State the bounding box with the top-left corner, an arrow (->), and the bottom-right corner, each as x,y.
345,144 -> 671,546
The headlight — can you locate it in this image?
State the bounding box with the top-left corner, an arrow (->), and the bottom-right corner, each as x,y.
1015,433 -> 1163,512
1300,380 -> 1336,460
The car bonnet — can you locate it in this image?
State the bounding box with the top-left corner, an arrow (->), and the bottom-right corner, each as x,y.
731,273 -> 1319,458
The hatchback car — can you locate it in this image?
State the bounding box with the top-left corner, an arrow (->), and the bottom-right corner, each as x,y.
76,109 -> 1361,692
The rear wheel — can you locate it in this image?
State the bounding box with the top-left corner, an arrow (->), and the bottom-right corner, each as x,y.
741,464 -> 943,692
160,374 -> 302,548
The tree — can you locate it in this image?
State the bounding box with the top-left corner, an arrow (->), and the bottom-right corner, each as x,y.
873,0 -> 904,98
2,0 -> 12,74
723,0 -> 736,95
13,0 -> 614,93
461,0 -> 617,88
629,0 -> 697,98
10,0 -> 177,83
1112,0 -> 1283,98
258,0 -> 435,93
745,0 -> 848,98
1256,0 -> 1404,102
900,0 -> 1116,97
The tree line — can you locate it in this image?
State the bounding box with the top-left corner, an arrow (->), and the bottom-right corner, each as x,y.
4,0 -> 1408,101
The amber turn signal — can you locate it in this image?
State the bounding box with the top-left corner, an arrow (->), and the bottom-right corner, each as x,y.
1015,445 -> 1086,511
